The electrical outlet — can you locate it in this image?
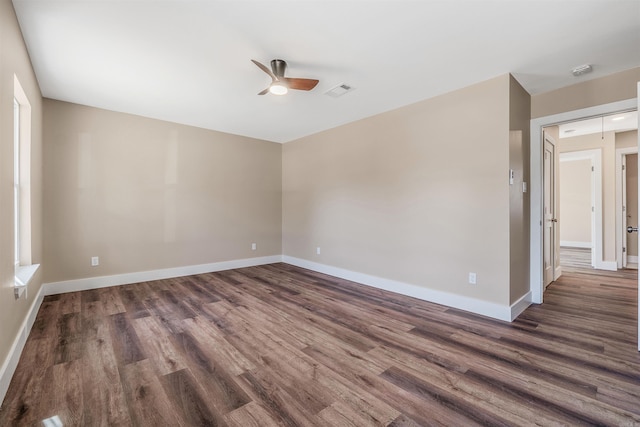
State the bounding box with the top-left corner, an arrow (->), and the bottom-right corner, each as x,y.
316,247 -> 321,255
91,256 -> 99,267
251,243 -> 257,251
468,272 -> 477,284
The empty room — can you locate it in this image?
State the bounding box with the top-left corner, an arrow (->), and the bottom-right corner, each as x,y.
1,0 -> 640,425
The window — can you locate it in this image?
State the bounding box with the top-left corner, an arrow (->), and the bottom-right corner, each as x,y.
13,97 -> 20,268
13,75 -> 38,296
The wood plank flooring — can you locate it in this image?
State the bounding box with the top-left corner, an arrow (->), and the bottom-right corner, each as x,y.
1,263 -> 639,426
560,246 -> 593,271
561,246 -> 639,279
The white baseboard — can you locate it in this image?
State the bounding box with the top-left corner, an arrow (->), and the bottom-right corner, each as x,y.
0,283 -> 45,405
282,256 -> 513,322
44,255 -> 283,296
628,255 -> 638,264
554,266 -> 562,280
595,260 -> 618,271
510,291 -> 532,321
560,241 -> 592,249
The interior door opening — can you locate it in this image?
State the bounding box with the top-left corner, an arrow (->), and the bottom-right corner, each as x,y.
529,99 -> 640,350
617,148 -> 639,269
625,153 -> 638,269
558,150 -> 600,270
537,109 -> 638,292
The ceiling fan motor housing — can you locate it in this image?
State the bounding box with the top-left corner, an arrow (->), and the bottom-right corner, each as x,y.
271,59 -> 287,78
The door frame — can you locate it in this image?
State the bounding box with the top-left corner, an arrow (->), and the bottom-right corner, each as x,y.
559,149 -> 602,269
616,147 -> 638,268
529,98 -> 637,304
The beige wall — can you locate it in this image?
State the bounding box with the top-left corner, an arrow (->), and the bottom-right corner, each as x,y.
283,74 -> 514,306
616,130 -> 638,149
0,0 -> 44,381
531,67 -> 640,118
508,76 -> 531,303
559,131 -> 616,261
559,159 -> 592,245
43,100 -> 282,283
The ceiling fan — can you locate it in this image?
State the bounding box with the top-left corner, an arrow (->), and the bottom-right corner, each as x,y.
251,59 -> 319,96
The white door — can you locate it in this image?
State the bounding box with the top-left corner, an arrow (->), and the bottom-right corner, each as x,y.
622,154 -> 628,267
637,82 -> 639,352
543,133 -> 557,288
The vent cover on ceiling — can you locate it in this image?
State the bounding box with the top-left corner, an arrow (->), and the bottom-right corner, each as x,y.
571,64 -> 592,77
325,83 -> 355,98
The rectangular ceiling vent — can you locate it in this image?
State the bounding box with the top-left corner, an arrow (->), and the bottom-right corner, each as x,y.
325,83 -> 354,98
571,64 -> 592,76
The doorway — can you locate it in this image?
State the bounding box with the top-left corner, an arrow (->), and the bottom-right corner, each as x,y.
558,149 -> 600,270
617,148 -> 639,269
530,98 -> 639,350
625,153 -> 638,269
529,98 -> 640,351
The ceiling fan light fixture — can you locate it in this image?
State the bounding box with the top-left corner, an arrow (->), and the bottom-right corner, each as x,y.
252,59 -> 318,96
269,82 -> 288,95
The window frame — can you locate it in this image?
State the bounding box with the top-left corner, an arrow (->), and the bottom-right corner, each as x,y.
13,97 -> 20,268
13,75 -> 39,295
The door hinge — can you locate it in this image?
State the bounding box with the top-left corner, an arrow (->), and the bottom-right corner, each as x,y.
623,247 -> 626,253
592,166 -> 595,172
622,165 -> 626,171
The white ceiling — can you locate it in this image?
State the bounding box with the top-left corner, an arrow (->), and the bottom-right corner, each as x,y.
12,0 -> 640,143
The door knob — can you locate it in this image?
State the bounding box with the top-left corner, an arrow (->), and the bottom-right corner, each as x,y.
551,218 -> 558,223
627,226 -> 638,233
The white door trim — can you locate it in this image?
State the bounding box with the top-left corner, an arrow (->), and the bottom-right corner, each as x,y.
616,146 -> 638,269
529,98 -> 637,305
559,149 -> 602,269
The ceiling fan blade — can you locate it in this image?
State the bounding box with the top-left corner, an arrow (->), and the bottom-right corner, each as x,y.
284,78 -> 319,91
252,59 -> 276,81
257,87 -> 270,95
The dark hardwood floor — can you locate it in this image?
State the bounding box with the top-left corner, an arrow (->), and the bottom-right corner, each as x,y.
1,263 -> 639,426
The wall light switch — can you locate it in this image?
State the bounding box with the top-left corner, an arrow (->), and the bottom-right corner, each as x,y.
316,247 -> 321,255
522,182 -> 527,193
251,243 -> 257,251
91,256 -> 99,266
509,169 -> 515,185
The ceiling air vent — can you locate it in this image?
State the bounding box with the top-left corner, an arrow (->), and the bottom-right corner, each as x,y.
325,83 -> 354,98
571,64 -> 592,77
